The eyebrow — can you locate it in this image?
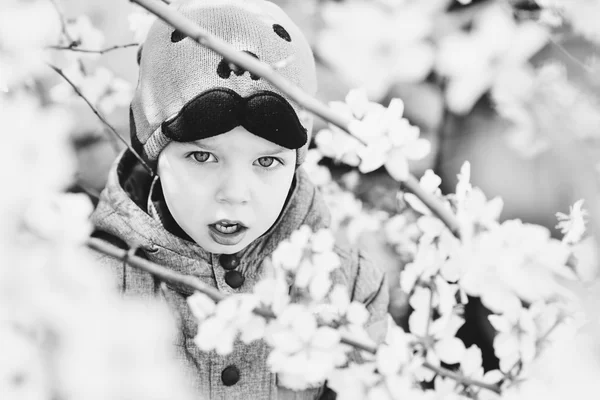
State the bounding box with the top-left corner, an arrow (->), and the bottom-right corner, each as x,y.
188,140 -> 290,155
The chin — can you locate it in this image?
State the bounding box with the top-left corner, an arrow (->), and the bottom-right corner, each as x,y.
197,238 -> 249,255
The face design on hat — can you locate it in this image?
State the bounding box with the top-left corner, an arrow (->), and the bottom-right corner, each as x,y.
157,126 -> 296,254
131,0 -> 317,164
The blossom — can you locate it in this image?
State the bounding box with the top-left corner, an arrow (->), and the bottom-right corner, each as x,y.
435,3 -> 548,114
316,0 -> 437,99
315,284 -> 370,328
315,89 -> 429,178
404,169 -> 443,215
128,9 -> 156,42
493,62 -> 600,159
23,193 -> 94,243
452,162 -> 504,238
50,66 -> 132,115
409,307 -> 466,381
448,219 -> 574,314
60,15 -> 106,64
193,294 -> 266,355
489,307 -> 538,373
0,0 -> 60,86
383,214 -> 420,259
0,324 -> 50,400
265,304 -> 348,390
556,199 -> 588,244
302,150 -> 332,187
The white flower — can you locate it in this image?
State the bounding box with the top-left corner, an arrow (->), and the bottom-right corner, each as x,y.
316,89 -> 428,179
24,193 -> 94,243
328,363 -> 380,400
128,9 -> 156,42
436,4 -> 549,114
317,1 -> 436,99
271,225 -> 312,272
65,15 -> 105,57
489,307 -> 537,373
303,150 -> 332,187
556,199 -> 588,244
253,274 -> 290,315
452,220 -> 574,313
376,324 -> 413,376
318,284 -> 370,327
187,293 -> 217,323
193,294 -> 265,355
404,169 -> 444,215
265,304 -> 347,390
50,66 -> 131,115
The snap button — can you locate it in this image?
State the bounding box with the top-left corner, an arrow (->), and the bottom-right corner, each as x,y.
221,365 -> 240,386
225,270 -> 245,288
219,254 -> 240,270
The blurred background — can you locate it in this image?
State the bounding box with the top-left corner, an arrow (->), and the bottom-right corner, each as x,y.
45,0 -> 600,371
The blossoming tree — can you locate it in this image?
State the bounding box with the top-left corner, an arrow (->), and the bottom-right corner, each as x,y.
2,0 -> 600,399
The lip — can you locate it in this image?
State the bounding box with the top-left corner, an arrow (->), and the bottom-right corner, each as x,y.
212,219 -> 248,229
208,220 -> 248,246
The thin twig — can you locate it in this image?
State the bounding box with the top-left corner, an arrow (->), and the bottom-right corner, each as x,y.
48,43 -> 139,54
48,64 -> 155,177
128,0 -> 461,238
402,175 -> 462,238
423,361 -> 501,394
49,0 -> 76,44
548,36 -> 596,74
86,237 -> 500,393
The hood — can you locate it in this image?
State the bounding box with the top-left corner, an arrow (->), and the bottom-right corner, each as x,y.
91,150 -> 330,268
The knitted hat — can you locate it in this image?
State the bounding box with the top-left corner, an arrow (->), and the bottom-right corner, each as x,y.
130,0 -> 317,168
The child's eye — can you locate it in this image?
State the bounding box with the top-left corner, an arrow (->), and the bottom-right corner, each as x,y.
255,156 -> 281,168
190,151 -> 216,163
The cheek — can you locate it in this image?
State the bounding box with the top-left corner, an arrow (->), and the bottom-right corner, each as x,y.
158,157 -> 214,215
255,167 -> 295,224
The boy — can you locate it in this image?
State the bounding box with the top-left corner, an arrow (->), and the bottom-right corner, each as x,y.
90,0 -> 388,399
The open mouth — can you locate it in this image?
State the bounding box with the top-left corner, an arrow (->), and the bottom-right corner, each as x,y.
208,220 -> 248,246
213,221 -> 244,234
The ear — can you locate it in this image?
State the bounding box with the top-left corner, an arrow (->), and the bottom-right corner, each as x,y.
136,44 -> 144,65
298,109 -> 314,141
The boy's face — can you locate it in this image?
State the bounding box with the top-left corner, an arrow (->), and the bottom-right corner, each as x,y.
157,126 -> 296,254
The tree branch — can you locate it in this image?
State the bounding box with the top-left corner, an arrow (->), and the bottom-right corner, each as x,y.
423,361 -> 501,394
48,64 -> 155,177
49,0 -> 76,44
87,237 -> 499,393
48,43 -> 139,54
128,0 -> 461,237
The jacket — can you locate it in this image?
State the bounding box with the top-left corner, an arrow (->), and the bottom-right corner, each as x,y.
89,149 -> 389,400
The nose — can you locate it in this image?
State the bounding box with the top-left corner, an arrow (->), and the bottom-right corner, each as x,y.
215,166 -> 251,205
217,51 -> 260,80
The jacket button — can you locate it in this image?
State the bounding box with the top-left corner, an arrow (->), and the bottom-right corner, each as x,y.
221,365 -> 240,386
219,254 -> 240,270
225,270 -> 245,288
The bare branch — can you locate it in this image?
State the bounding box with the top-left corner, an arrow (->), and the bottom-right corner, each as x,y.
423,361 -> 501,394
48,43 -> 139,54
49,0 -> 76,44
402,175 -> 462,238
48,64 -> 155,177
